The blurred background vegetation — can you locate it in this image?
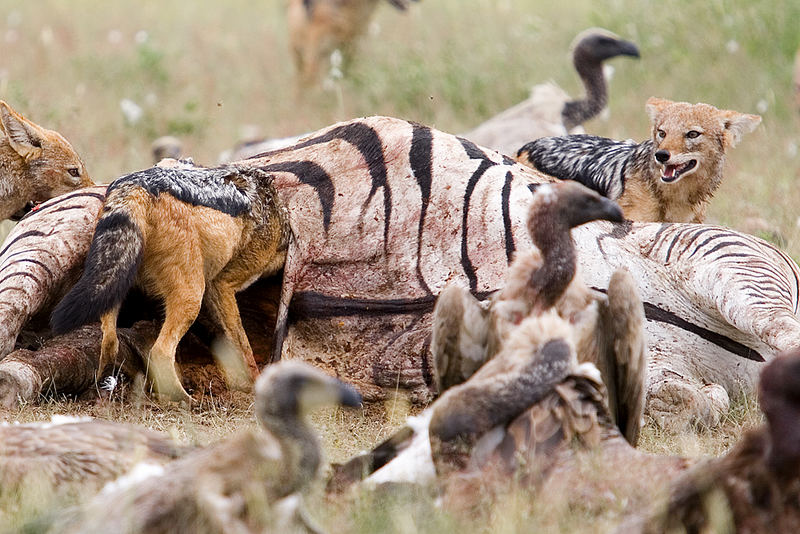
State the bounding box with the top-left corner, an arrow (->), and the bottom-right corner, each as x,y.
1,0 -> 798,253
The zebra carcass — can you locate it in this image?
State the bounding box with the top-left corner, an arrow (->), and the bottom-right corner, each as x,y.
1,117 -> 798,429
238,116 -> 799,427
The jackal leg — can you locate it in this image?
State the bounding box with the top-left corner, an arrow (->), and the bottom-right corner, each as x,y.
147,272 -> 205,404
98,305 -> 122,380
204,229 -> 284,387
204,279 -> 259,391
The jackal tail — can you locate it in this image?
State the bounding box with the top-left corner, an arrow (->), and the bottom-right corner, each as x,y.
50,202 -> 144,335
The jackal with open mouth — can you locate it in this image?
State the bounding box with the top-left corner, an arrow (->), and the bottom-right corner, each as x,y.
517,97 -> 761,223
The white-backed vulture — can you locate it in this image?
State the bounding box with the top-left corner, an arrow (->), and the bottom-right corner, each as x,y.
433,182 -> 644,444
150,136 -> 183,164
463,28 -> 640,156
329,182 -> 648,490
218,132 -> 308,164
53,361 -> 361,534
0,415 -> 188,527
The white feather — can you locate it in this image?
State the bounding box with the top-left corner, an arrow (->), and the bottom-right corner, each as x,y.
364,409 -> 436,486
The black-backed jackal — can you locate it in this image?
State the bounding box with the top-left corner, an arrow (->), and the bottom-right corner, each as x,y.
51,161 -> 289,403
0,100 -> 93,222
517,97 -> 761,223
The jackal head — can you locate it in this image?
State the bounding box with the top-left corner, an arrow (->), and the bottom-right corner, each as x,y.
646,97 -> 761,186
0,101 -> 93,220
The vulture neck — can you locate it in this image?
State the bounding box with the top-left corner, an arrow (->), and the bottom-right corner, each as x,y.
261,412 -> 321,491
528,220 -> 576,313
561,48 -> 608,131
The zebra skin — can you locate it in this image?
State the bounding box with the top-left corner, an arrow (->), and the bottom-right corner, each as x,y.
1,116 -> 797,427
0,186 -> 107,357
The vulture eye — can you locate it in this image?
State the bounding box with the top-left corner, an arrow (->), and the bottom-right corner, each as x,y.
68,167 -> 81,178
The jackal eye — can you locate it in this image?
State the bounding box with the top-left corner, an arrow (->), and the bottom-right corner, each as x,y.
67,167 -> 81,178
685,130 -> 701,139
656,129 -> 666,139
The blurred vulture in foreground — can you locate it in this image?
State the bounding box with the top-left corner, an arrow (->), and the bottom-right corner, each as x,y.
619,351 -> 800,533
328,183 -> 680,500
54,361 -> 361,534
0,415 -> 188,529
463,28 -> 640,156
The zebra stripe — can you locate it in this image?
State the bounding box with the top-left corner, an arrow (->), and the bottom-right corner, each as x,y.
410,123 -> 434,294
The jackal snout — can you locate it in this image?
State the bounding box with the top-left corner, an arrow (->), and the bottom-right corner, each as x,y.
653,146 -> 698,183
654,150 -> 670,163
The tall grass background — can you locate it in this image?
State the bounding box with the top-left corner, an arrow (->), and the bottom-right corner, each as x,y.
0,0 -> 797,531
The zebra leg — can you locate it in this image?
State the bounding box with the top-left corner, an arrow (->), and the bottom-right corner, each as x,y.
271,242 -> 300,364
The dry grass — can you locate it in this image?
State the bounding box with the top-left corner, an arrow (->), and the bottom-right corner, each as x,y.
0,385 -> 764,533
0,0 -> 794,531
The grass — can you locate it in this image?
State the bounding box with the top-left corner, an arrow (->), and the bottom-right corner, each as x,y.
0,0 -> 793,531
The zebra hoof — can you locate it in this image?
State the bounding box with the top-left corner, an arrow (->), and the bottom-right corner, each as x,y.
647,378 -> 730,432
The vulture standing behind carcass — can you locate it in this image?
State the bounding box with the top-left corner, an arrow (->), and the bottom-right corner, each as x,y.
53,361 -> 361,534
433,181 -> 643,443
619,350 -> 800,534
463,28 -> 640,156
328,182 -> 657,492
0,416 -> 188,528
150,136 -> 183,164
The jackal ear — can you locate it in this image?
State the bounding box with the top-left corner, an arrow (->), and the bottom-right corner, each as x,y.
720,110 -> 762,147
0,101 -> 44,161
645,97 -> 673,123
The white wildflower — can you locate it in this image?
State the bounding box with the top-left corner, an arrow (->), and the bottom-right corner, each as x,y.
107,29 -> 122,44
40,27 -> 54,46
120,98 -> 143,124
